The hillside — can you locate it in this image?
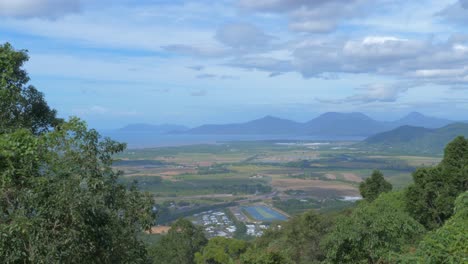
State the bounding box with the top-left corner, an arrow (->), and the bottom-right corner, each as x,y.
391,112 -> 453,128
185,116 -> 303,135
362,123 -> 468,154
304,112 -> 389,136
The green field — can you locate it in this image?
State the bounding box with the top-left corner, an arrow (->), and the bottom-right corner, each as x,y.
114,140 -> 442,218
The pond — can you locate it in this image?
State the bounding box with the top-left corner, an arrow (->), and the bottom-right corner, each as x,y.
242,205 -> 288,221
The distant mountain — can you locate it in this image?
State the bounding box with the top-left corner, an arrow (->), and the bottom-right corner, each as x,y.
304,112 -> 389,136
118,123 -> 189,134
185,116 -> 302,135
180,112 -> 462,137
361,123 -> 468,154
391,112 -> 453,128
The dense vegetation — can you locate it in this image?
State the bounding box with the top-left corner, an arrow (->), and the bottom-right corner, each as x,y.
1,43 -> 467,263
363,123 -> 468,155
0,43 -> 155,263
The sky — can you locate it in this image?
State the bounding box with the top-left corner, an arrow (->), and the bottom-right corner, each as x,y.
0,0 -> 467,129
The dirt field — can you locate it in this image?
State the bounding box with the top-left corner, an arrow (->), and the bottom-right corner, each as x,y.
271,178 -> 359,196
341,173 -> 362,182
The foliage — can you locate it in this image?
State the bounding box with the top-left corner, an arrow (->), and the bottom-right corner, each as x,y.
323,192 -> 425,264
362,123 -> 468,155
405,136 -> 468,229
0,119 -> 156,263
0,43 -> 61,134
150,219 -> 207,264
240,248 -> 292,264
194,237 -> 248,264
409,192 -> 468,263
359,170 -> 392,201
244,210 -> 331,264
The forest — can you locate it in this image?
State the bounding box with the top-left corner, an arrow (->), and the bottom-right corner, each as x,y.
1,43 -> 467,263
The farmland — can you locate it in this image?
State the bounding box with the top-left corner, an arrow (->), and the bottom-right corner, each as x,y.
114,140 -> 442,229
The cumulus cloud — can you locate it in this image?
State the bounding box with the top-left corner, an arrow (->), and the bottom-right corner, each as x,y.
215,23 -> 274,49
237,35 -> 468,87
347,84 -> 409,103
0,0 -> 81,18
238,0 -> 366,33
319,83 -> 410,104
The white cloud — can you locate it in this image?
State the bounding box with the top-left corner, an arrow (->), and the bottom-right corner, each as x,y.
238,0 -> 366,33
343,36 -> 426,59
348,84 -> 409,103
0,0 -> 81,18
319,83 -> 410,104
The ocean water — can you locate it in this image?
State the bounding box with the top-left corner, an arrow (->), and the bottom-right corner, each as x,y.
100,131 -> 364,148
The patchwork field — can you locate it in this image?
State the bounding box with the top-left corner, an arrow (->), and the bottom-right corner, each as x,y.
114,140 -> 441,220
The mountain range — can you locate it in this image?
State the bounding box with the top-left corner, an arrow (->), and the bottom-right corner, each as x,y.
180,112 -> 456,137
361,123 -> 468,154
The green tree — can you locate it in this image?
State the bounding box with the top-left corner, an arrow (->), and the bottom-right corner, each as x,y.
413,191 -> 468,263
0,119 -> 156,263
359,170 -> 392,201
405,136 -> 468,229
323,192 -> 425,264
0,43 -> 155,263
150,219 -> 207,264
240,247 -> 292,264
195,237 -> 248,264
280,211 -> 329,263
0,43 -> 61,134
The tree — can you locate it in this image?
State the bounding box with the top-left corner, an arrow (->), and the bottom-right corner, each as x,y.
323,192 -> 425,264
405,136 -> 468,229
0,43 -> 61,134
150,219 -> 207,264
279,211 -> 329,263
0,119 -> 156,263
240,248 -> 292,264
397,192 -> 468,263
359,170 -> 392,201
194,237 -> 248,264
0,43 -> 155,263
415,191 -> 467,263
242,210 -> 330,264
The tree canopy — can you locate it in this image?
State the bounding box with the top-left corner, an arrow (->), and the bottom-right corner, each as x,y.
323,192 -> 425,264
0,43 -> 155,263
405,136 -> 468,229
359,170 -> 392,201
150,219 -> 207,264
0,43 -> 61,134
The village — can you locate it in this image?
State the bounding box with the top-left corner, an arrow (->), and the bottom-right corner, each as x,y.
190,209 -> 268,238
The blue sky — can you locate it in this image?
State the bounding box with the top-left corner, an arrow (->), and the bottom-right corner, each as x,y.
1,0 -> 467,129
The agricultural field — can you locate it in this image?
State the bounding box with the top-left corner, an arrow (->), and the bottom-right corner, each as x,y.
114,140 -> 442,222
